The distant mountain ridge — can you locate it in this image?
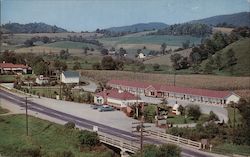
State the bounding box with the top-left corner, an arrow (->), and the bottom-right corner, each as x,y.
1,22 -> 68,33
190,12 -> 250,27
105,22 -> 168,33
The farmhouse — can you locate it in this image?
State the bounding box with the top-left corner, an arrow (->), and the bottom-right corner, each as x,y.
35,75 -> 49,85
138,52 -> 146,59
0,62 -> 32,74
94,89 -> 143,109
60,71 -> 80,84
107,80 -> 240,106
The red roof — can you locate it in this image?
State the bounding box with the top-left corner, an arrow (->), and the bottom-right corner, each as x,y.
107,79 -> 232,99
96,89 -> 139,100
0,63 -> 29,68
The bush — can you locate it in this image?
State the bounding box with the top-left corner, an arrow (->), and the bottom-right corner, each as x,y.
186,105 -> 201,121
19,146 -> 41,157
64,122 -> 75,129
78,130 -> 99,147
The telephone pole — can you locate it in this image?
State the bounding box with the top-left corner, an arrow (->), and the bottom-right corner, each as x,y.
25,97 -> 28,136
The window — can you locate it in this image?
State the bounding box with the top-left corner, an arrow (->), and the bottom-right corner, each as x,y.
150,91 -> 154,95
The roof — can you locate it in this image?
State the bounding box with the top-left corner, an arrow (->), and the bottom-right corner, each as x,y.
62,71 -> 79,78
96,89 -> 140,100
0,63 -> 29,69
107,79 -> 232,99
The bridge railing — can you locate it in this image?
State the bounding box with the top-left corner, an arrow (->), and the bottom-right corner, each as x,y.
99,134 -> 140,153
144,130 -> 202,150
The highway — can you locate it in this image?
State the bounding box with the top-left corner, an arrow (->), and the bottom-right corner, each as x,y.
0,89 -> 215,157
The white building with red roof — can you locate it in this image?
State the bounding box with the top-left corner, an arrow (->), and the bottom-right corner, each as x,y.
94,89 -> 143,109
0,62 -> 32,74
107,79 -> 240,106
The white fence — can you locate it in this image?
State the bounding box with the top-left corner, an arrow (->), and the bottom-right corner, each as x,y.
144,130 -> 202,149
99,134 -> 139,153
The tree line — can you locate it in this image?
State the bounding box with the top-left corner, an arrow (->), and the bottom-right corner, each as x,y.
152,23 -> 212,37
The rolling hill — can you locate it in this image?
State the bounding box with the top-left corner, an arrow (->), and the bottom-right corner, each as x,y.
1,22 -> 68,33
201,38 -> 250,76
105,22 -> 168,33
190,12 -> 250,27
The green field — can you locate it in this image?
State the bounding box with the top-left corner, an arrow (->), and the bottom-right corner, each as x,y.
0,75 -> 16,83
212,143 -> 250,156
99,35 -> 201,47
45,41 -> 98,49
0,114 -> 114,157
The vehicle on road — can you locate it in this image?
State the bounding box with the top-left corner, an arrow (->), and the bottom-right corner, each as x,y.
98,105 -> 114,112
91,104 -> 102,110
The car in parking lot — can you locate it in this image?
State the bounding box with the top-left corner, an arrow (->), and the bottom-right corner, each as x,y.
90,104 -> 102,110
98,105 -> 114,112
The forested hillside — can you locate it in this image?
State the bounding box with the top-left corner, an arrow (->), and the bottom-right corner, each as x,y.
1,22 -> 68,33
153,23 -> 212,37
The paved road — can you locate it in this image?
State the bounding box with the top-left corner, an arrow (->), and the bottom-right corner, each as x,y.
0,89 -> 222,157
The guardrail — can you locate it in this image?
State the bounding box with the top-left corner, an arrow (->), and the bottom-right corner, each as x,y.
99,134 -> 139,153
144,130 -> 202,150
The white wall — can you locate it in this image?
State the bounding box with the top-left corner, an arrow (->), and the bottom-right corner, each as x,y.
61,74 -> 79,84
94,96 -> 104,104
226,94 -> 240,104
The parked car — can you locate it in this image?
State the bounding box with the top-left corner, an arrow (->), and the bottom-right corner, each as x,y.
98,105 -> 114,112
91,104 -> 102,110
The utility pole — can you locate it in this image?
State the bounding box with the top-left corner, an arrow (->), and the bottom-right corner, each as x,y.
25,97 -> 28,136
233,102 -> 236,143
140,115 -> 144,157
173,70 -> 176,86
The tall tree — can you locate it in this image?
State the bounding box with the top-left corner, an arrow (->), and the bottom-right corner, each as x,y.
161,43 -> 167,55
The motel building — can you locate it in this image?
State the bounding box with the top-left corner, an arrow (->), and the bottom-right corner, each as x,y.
94,89 -> 143,109
107,80 -> 240,107
60,71 -> 80,84
0,62 -> 32,74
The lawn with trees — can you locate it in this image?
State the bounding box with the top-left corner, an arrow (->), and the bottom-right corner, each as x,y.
0,114 -> 116,157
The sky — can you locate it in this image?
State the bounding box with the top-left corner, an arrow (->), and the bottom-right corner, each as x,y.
1,0 -> 250,32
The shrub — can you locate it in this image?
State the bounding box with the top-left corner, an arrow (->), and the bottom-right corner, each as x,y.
186,105 -> 201,121
54,150 -> 75,157
64,122 -> 75,129
78,130 -> 99,147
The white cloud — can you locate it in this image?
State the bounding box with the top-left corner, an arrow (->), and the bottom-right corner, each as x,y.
247,0 -> 250,3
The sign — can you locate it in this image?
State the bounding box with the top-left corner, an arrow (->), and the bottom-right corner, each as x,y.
93,126 -> 98,132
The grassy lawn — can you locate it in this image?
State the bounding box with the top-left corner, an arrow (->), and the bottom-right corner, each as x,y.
0,106 -> 9,114
0,114 -> 114,157
0,75 -> 16,83
212,143 -> 250,156
167,113 -> 194,124
226,106 -> 242,125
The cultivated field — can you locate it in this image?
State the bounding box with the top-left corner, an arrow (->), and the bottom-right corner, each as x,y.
81,70 -> 250,93
212,27 -> 234,34
144,48 -> 192,66
99,35 -> 201,50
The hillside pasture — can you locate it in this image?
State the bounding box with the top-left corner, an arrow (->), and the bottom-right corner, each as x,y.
144,48 -> 192,66
1,32 -> 103,45
81,70 -> 250,93
212,27 -> 234,34
14,41 -> 101,56
99,35 -> 201,50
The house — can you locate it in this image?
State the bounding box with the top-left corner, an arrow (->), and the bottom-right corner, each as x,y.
0,62 -> 32,74
35,75 -> 49,85
60,71 -> 80,84
138,52 -> 146,59
107,79 -> 240,106
172,103 -> 181,115
94,89 -> 143,109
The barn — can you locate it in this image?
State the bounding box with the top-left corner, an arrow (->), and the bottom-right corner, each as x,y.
60,71 -> 80,84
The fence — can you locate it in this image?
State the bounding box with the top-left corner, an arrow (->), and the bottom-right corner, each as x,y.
144,130 -> 202,149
